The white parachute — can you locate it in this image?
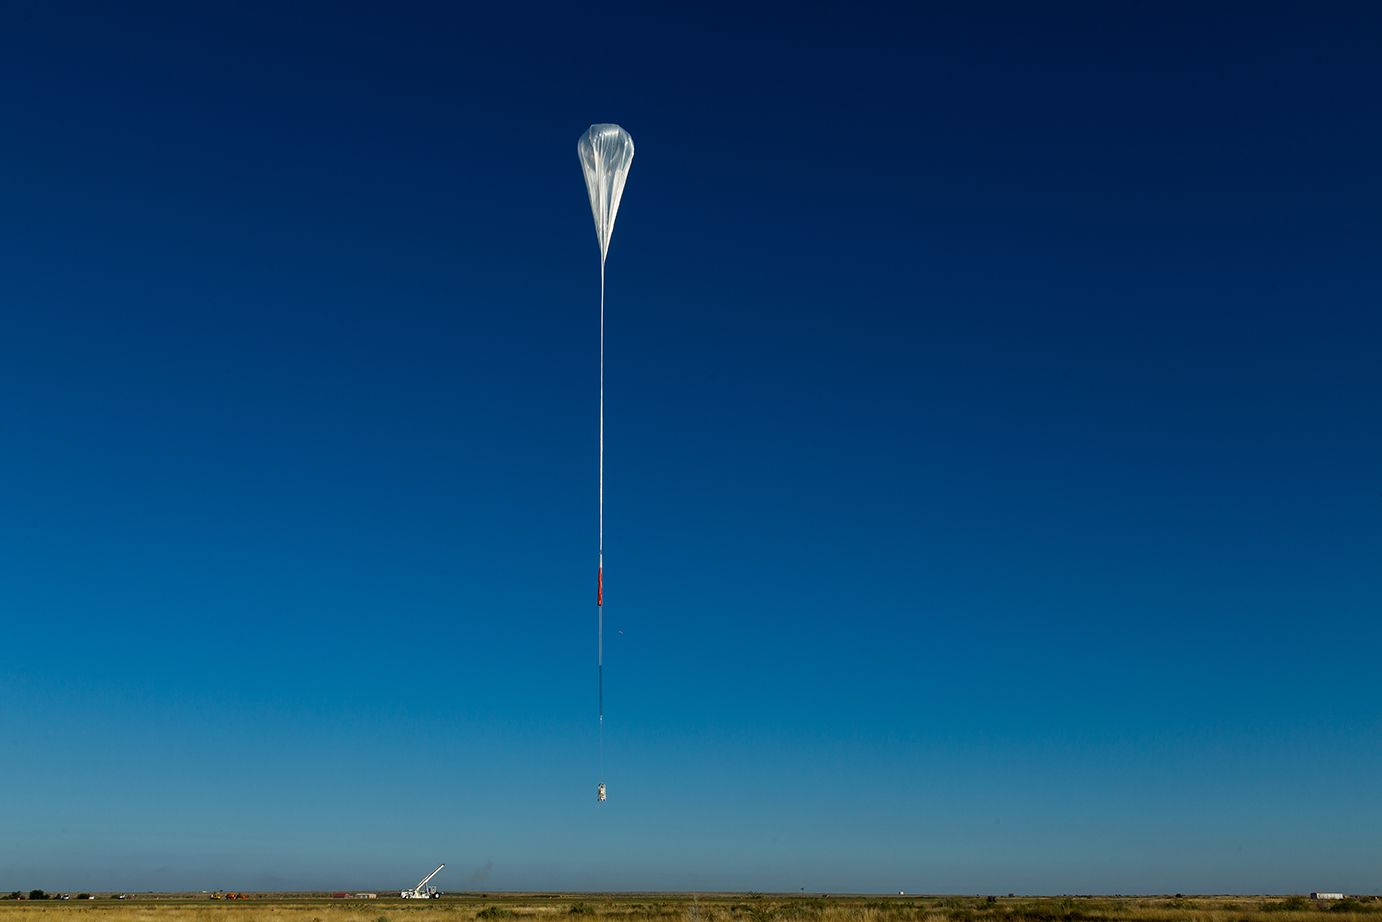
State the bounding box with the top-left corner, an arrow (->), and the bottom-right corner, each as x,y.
578,123 -> 634,806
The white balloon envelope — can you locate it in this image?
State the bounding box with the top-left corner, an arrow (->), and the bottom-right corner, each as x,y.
578,124 -> 635,271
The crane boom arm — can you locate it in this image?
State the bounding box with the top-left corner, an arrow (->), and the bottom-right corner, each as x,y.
415,864 -> 444,891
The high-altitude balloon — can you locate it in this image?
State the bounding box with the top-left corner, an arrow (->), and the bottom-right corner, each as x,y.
578,123 -> 634,807
578,124 -> 635,270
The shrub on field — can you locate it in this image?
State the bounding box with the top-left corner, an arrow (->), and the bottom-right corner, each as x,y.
30,890 -> 48,900
479,907 -> 516,919
1263,898 -> 1311,912
1330,901 -> 1373,914
863,901 -> 920,916
1003,899 -> 1104,922
570,904 -> 594,916
746,904 -> 778,922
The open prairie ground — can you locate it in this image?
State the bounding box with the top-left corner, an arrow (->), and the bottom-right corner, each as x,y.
1,893 -> 1379,922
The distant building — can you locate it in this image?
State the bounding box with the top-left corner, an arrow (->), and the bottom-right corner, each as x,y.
1311,894 -> 1344,901
355,894 -> 377,899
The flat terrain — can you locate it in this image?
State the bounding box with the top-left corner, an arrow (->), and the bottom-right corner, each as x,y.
1,893 -> 1379,922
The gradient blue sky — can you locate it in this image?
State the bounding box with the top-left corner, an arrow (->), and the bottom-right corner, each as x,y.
1,0 -> 1379,897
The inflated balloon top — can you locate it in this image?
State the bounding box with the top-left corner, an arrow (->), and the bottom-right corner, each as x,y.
578,124 -> 635,268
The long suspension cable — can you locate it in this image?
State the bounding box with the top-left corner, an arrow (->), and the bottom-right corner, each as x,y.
599,259 -> 604,785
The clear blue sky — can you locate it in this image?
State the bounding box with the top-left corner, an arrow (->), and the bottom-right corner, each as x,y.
1,0 -> 1378,897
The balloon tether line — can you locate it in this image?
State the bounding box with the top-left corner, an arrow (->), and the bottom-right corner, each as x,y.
599,257 -> 604,787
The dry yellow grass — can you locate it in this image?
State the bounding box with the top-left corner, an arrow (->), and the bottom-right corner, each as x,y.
0,893 -> 1377,922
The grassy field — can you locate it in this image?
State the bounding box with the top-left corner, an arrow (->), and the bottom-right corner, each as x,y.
1,893 -> 1379,922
